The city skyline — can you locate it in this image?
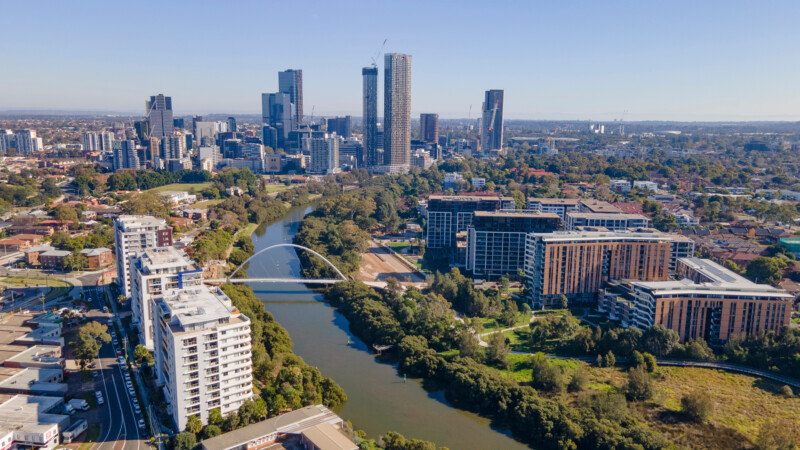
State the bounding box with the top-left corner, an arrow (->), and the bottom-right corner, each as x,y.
2,2 -> 800,121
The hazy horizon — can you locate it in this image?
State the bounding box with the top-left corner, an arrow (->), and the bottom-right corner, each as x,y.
3,1 -> 800,121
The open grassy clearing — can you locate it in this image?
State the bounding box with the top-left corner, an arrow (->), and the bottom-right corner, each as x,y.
264,184 -> 291,193
146,182 -> 212,193
193,199 -> 223,209
477,312 -> 532,332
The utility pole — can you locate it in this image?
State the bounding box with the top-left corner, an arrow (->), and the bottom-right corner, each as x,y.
122,336 -> 128,359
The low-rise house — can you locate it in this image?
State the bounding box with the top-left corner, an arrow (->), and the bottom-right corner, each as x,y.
80,248 -> 113,269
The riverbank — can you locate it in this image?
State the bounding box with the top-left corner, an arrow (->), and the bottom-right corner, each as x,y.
246,205 -> 528,449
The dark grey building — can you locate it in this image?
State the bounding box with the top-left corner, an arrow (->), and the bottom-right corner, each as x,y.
146,94 -> 174,139
279,69 -> 303,127
112,139 -> 140,170
480,89 -> 504,153
326,116 -> 352,138
262,125 -> 278,150
362,66 -> 379,168
383,53 -> 412,172
420,113 -> 438,144
261,93 -> 294,148
227,116 -> 237,133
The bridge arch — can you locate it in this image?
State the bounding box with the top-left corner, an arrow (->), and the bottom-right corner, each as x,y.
227,243 -> 347,283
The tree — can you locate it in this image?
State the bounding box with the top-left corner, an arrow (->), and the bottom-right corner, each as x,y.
640,326 -> 679,357
626,365 -> 653,401
172,432 -> 196,450
568,365 -> 588,392
486,332 -> 510,368
208,408 -> 223,426
530,352 -> 564,393
458,331 -> 480,360
53,205 -> 78,224
63,251 -> 88,272
559,295 -> 569,309
642,353 -> 657,373
117,294 -> 125,305
603,351 -> 616,368
680,391 -> 714,423
202,425 -> 222,439
744,256 -> 788,286
186,414 -> 203,434
134,344 -> 154,365
70,322 -> 111,370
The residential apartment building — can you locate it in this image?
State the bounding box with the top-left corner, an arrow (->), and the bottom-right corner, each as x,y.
383,53 -> 412,173
524,231 -> 677,308
466,210 -> 560,278
153,285 -> 253,431
426,195 -> 515,249
480,90 -> 504,155
601,258 -> 794,343
526,198 -> 580,220
309,135 -> 339,174
565,212 -> 650,231
114,216 -> 173,298
129,247 -> 202,350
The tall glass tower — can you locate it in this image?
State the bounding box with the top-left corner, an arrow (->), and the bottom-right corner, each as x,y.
362,66 -> 379,168
278,69 -> 303,128
146,94 -> 173,139
383,53 -> 411,172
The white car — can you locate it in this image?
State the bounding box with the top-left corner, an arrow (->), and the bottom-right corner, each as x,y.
138,419 -> 145,429
128,388 -> 135,397
134,404 -> 141,414
126,381 -> 133,389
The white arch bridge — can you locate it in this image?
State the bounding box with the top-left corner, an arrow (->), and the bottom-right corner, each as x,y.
202,243 -> 389,289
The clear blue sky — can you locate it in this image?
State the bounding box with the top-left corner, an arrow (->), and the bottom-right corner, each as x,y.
3,1 -> 800,121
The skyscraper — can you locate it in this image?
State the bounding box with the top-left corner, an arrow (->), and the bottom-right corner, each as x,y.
146,94 -> 174,139
383,53 -> 412,172
227,116 -> 237,133
309,134 -> 340,174
112,139 -> 141,171
81,132 -> 99,151
278,69 -> 303,127
362,66 -> 379,168
326,116 -> 352,138
420,113 -> 439,144
480,89 -> 504,154
261,93 -> 295,148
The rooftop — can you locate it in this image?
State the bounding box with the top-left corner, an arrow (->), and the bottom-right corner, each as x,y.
160,285 -> 239,332
80,247 -> 111,257
115,215 -> 168,231
428,195 -> 512,202
136,247 -> 197,274
567,212 -> 649,220
0,394 -> 67,435
473,210 -> 560,219
201,405 -> 351,450
531,230 -> 677,243
527,197 -> 580,205
579,200 -> 623,213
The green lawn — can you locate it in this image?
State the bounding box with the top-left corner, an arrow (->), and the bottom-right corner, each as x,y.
0,276 -> 73,303
146,182 -> 212,193
193,199 -> 223,209
235,223 -> 258,239
264,184 -> 291,193
478,312 -> 531,332
386,242 -> 411,249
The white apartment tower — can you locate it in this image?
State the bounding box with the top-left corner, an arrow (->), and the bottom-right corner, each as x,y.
114,216 -> 173,298
309,134 -> 339,174
153,285 -> 253,431
129,247 -> 202,350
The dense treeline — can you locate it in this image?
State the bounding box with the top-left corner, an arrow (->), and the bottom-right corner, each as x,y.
106,169 -> 212,191
221,284 -> 346,413
324,281 -> 669,450
191,229 -> 233,264
0,171 -> 61,211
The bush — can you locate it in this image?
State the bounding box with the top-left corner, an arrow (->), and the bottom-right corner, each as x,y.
626,366 -> 653,401
567,366 -> 588,393
530,353 -> 565,393
603,351 -> 616,368
680,391 -> 714,423
630,350 -> 644,368
642,353 -> 657,373
780,385 -> 793,397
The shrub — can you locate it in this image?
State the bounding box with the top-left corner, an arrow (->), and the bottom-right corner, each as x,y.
626,366 -> 653,401
603,351 -> 616,368
567,366 -> 588,393
680,391 -> 714,423
780,385 -> 793,397
642,353 -> 657,373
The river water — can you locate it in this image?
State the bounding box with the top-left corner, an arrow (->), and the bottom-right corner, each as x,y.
245,205 -> 528,450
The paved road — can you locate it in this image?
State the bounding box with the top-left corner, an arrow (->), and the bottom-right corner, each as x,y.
86,286 -> 147,450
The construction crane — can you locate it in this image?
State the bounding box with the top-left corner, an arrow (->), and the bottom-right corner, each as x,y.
370,39 -> 387,68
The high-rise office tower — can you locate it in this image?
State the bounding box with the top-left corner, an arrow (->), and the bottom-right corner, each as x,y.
113,215 -> 173,298
146,95 -> 174,139
326,116 -> 352,138
480,90 -> 504,153
81,132 -> 99,151
261,125 -> 278,150
278,69 -> 303,127
383,53 -> 412,172
227,116 -> 237,133
420,113 -> 439,144
362,67 -> 379,168
261,93 -> 295,148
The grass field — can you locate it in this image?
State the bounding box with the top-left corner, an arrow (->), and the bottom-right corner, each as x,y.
477,312 -> 532,332
146,182 -> 212,193
236,223 -> 258,238
193,199 -> 223,209
0,276 -> 72,302
264,184 -> 291,193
